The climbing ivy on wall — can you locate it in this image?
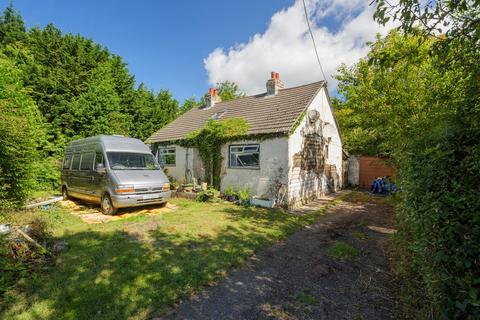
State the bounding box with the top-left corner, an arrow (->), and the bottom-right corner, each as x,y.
180,118 -> 249,189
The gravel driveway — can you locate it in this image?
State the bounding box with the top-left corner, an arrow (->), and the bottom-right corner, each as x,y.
159,192 -> 400,320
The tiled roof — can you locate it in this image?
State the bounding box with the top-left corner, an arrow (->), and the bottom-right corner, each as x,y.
146,81 -> 325,143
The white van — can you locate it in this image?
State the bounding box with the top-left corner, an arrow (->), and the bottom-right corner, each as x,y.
61,135 -> 171,214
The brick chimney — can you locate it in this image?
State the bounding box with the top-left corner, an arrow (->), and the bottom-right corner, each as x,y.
266,72 -> 284,95
205,87 -> 221,108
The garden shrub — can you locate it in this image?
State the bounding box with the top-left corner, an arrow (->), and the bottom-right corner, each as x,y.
237,188 -> 251,206
0,54 -> 44,208
224,186 -> 237,199
195,188 -> 220,202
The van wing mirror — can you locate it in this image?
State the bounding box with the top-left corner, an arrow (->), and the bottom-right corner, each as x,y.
96,163 -> 106,174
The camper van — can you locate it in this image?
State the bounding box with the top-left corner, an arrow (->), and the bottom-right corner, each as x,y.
61,135 -> 171,214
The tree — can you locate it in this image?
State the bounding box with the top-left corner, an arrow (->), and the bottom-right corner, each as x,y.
216,80 -> 245,101
70,62 -> 130,138
0,4 -> 26,46
178,97 -> 199,115
0,5 -> 185,194
0,54 -> 43,208
201,80 -> 245,105
334,30 -> 437,156
129,85 -> 179,141
335,1 -> 480,317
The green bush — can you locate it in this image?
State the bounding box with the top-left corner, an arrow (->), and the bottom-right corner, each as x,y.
224,186 -> 237,198
0,54 -> 44,208
195,188 -> 220,202
237,188 -> 251,206
32,157 -> 61,191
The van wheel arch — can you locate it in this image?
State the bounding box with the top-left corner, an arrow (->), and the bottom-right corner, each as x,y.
62,185 -> 70,200
101,192 -> 117,215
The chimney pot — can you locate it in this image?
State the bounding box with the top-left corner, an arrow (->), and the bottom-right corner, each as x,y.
205,87 -> 221,108
266,71 -> 284,95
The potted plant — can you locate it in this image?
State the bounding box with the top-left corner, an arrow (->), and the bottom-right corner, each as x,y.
224,186 -> 237,202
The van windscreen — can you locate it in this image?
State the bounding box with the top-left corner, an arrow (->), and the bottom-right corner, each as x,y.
107,152 -> 160,170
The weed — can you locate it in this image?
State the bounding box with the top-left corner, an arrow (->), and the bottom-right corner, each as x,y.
327,241 -> 358,261
352,231 -> 367,242
297,291 -> 317,305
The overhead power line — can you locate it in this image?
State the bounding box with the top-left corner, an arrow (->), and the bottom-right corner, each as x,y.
302,0 -> 327,82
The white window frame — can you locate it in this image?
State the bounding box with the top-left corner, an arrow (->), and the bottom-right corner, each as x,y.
229,144 -> 260,169
157,147 -> 176,167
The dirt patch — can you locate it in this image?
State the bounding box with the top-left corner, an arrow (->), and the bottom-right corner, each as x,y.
159,191 -> 400,320
58,200 -> 178,224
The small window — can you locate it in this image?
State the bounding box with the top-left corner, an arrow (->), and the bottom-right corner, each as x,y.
80,153 -> 94,171
71,154 -> 81,170
158,147 -> 176,166
229,144 -> 260,168
63,155 -> 72,169
95,152 -> 104,168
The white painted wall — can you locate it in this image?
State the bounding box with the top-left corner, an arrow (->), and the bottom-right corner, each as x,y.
287,87 -> 343,207
220,137 -> 289,197
156,145 -> 192,183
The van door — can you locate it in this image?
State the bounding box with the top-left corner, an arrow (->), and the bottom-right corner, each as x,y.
92,151 -> 107,201
61,154 -> 73,187
78,152 -> 95,199
69,153 -> 82,192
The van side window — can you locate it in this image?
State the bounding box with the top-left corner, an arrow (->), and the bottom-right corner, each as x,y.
63,155 -> 72,169
95,152 -> 104,168
80,153 -> 94,171
71,154 -> 81,170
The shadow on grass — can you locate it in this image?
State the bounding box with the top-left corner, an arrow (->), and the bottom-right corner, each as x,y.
0,204 -> 324,320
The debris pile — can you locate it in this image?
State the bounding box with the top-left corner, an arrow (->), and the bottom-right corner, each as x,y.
0,219 -> 66,294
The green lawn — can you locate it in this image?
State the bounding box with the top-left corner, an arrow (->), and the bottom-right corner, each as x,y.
1,198 -> 335,320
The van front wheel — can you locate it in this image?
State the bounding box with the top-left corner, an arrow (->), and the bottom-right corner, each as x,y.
101,194 -> 117,215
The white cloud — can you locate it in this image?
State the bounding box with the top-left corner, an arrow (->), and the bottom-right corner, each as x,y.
203,0 -> 396,95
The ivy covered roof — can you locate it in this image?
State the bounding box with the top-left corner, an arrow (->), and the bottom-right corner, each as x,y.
146,81 -> 325,143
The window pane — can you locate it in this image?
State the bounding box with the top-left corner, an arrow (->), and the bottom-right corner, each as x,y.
158,148 -> 176,166
107,152 -> 160,170
237,154 -> 259,167
230,146 -> 243,152
243,146 -> 258,152
80,153 -> 94,170
63,155 -> 72,169
229,144 -> 260,168
95,152 -> 104,168
71,154 -> 81,170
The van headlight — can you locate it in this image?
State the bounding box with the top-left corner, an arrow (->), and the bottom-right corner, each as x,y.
115,185 -> 135,194
162,183 -> 170,192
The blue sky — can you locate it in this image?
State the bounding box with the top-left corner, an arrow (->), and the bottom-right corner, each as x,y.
6,0 -> 293,102
4,1 -> 394,102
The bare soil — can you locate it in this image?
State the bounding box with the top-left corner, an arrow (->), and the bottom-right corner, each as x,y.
160,191 -> 400,320
58,200 -> 177,224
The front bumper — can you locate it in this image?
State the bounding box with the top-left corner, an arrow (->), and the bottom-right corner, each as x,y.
111,191 -> 172,208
